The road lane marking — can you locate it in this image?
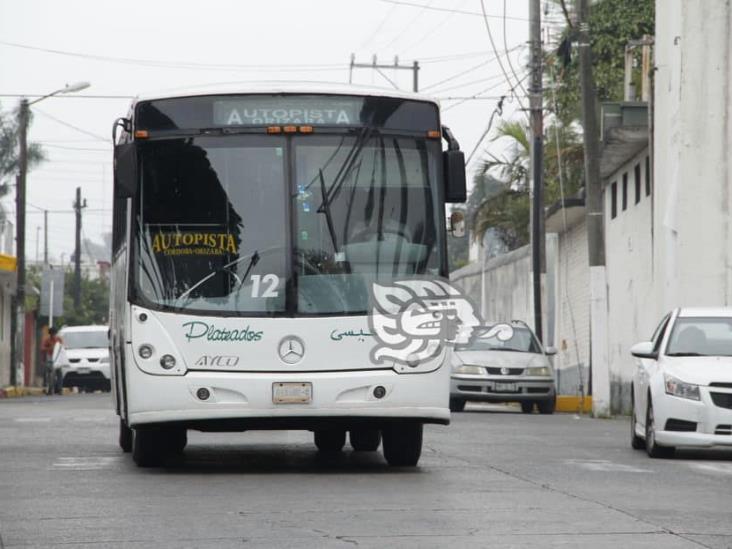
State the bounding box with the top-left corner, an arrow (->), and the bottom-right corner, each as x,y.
51,457 -> 123,470
565,459 -> 653,473
687,462 -> 732,476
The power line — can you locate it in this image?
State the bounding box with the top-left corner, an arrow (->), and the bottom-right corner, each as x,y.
380,0 -> 435,51
0,40 -> 348,72
37,144 -> 110,152
430,71 -> 523,96
378,0 -> 531,21
502,0 -> 529,99
359,3 -> 400,51
33,108 -> 111,143
398,0 -> 468,55
421,45 -> 523,92
0,93 -> 134,100
442,73 -> 527,112
479,0 -> 527,116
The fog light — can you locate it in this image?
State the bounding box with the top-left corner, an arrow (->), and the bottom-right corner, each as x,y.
373,386 -> 386,399
160,354 -> 176,370
196,388 -> 210,401
138,344 -> 153,359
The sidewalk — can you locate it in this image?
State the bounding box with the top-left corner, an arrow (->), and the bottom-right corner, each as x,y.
0,386 -> 47,398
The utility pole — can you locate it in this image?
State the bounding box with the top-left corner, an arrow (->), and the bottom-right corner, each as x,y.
577,0 -> 609,416
73,187 -> 86,311
529,0 -> 544,342
349,55 -> 420,92
10,100 -> 29,386
43,209 -> 48,265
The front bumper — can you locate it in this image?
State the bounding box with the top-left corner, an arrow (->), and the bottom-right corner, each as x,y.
653,386 -> 732,448
59,363 -> 111,386
125,363 -> 451,428
450,374 -> 555,402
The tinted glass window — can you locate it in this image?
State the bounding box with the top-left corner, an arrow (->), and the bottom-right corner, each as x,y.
135,136 -> 287,313
293,135 -> 442,314
666,317 -> 732,357
457,326 -> 541,353
62,330 -> 108,349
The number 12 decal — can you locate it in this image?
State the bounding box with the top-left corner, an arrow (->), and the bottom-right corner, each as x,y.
250,274 -> 280,298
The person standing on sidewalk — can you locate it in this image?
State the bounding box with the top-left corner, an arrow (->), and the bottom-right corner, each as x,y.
40,327 -> 63,395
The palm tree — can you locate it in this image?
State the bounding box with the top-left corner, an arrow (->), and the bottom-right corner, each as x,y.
0,103 -> 46,202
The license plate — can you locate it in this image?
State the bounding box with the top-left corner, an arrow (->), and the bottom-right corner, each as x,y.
494,382 -> 517,393
273,382 -> 312,404
77,367 -> 91,374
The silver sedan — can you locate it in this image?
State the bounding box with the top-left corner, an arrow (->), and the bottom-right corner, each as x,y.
450,322 -> 557,414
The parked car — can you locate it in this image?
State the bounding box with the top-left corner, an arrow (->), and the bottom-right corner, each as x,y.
449,321 -> 557,414
630,307 -> 732,457
54,325 -> 111,393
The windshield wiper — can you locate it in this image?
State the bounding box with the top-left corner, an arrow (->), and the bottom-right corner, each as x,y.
175,250 -> 259,307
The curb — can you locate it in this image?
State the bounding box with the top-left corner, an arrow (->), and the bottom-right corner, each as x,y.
0,386 -> 47,398
556,395 -> 593,413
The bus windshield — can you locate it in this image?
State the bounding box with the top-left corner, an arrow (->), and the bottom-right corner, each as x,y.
133,133 -> 443,315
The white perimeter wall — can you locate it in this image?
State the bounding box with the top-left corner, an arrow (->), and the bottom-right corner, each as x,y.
552,220 -> 590,398
604,148 -> 654,412
655,0 -> 732,310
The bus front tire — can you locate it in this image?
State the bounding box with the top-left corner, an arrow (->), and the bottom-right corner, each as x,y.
350,428 -> 381,451
119,418 -> 133,453
382,422 -> 423,467
132,428 -> 164,467
314,429 -> 346,453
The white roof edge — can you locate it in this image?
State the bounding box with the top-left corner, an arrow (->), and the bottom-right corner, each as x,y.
131,82 -> 440,107
677,307 -> 732,317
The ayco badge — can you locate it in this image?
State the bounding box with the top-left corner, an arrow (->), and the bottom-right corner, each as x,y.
195,355 -> 240,367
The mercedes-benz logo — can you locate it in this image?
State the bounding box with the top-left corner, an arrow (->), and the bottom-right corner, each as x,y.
278,336 -> 305,365
500,367 -> 509,375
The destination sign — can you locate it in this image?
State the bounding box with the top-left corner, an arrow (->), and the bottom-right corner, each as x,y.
213,97 -> 362,126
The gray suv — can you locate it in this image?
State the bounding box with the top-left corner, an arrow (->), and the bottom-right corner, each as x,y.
449,322 -> 557,414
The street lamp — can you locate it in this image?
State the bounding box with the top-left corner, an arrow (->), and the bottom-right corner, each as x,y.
11,81 -> 90,386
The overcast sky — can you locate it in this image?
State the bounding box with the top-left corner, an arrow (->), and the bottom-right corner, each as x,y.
0,0 -> 564,265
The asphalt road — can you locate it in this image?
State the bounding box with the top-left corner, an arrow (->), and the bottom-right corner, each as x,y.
1,394 -> 731,548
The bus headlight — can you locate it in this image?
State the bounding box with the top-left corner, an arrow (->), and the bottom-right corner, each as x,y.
138,344 -> 154,359
159,354 -> 176,370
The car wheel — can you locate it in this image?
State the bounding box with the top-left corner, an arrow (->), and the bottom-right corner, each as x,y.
382,422 -> 423,467
132,428 -> 165,467
314,429 -> 346,453
520,402 -> 534,414
350,428 -> 381,451
645,398 -> 674,458
119,418 -> 133,453
449,398 -> 466,412
537,396 -> 556,415
630,390 -> 645,450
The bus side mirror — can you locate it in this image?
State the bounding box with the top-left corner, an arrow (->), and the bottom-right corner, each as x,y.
443,150 -> 466,203
449,210 -> 466,237
114,142 -> 137,198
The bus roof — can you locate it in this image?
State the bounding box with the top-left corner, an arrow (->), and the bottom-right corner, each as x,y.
131,82 -> 440,108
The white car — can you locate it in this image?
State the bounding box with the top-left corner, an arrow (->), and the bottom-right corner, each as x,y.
55,325 -> 111,393
630,307 -> 732,457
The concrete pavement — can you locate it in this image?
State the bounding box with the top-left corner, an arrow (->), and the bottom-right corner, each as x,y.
0,394 -> 730,548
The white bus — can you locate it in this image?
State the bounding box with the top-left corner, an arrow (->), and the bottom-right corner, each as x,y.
111,85 -> 467,467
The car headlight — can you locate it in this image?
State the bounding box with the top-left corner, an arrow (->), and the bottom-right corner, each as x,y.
453,365 -> 485,375
664,374 -> 700,401
100,356 -> 110,364
525,366 -> 551,377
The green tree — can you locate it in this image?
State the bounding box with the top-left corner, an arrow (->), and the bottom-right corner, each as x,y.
0,103 -> 46,199
468,0 -> 653,251
61,273 -> 109,326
